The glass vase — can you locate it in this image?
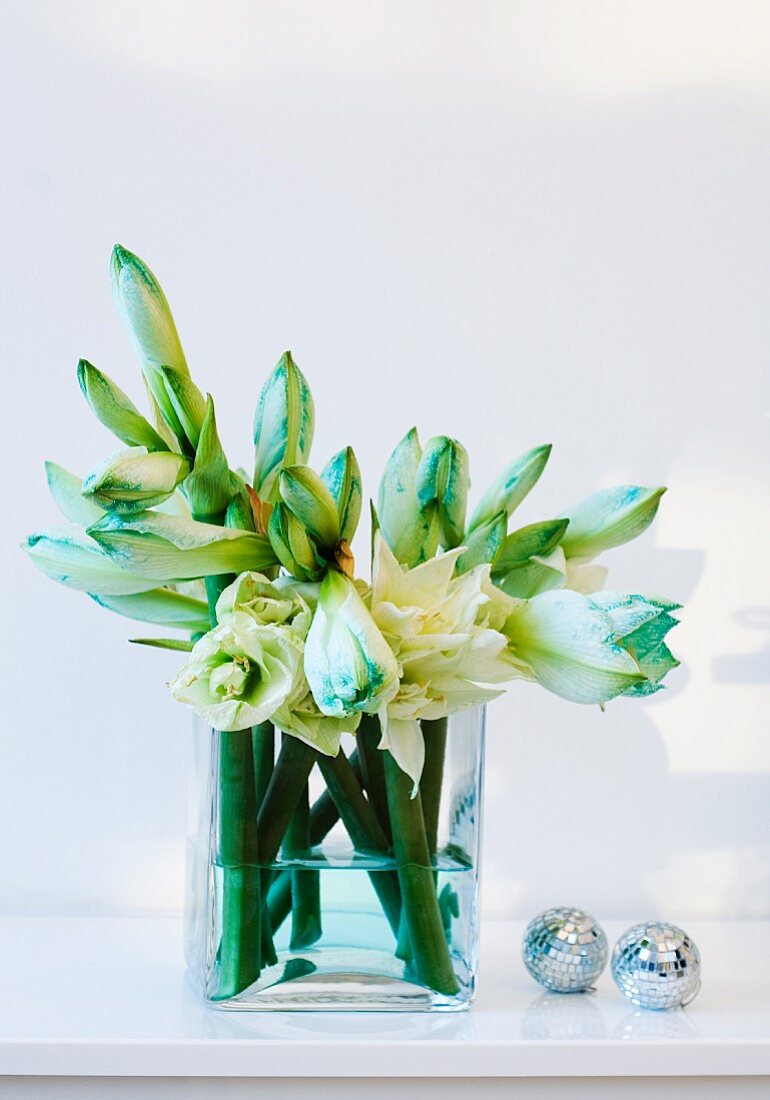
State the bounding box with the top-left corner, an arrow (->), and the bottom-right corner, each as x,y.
185,706 -> 485,1011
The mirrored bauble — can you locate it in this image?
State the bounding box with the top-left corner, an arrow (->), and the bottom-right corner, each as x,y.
611,921 -> 701,1010
522,907 -> 608,993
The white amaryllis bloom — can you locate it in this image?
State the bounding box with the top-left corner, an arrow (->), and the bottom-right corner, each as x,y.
180,571 -> 357,754
369,534 -> 515,791
169,610 -> 303,731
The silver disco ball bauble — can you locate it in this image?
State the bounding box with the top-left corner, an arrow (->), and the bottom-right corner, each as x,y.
611,921 -> 701,1010
522,907 -> 608,993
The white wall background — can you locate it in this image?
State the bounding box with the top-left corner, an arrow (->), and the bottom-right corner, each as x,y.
2,0 -> 768,923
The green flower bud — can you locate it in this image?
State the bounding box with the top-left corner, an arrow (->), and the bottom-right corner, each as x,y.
416,435 -> 470,550
467,444 -> 552,534
110,245 -> 190,444
279,465 -> 340,549
45,462 -> 104,526
560,486 -> 666,561
377,428 -> 440,567
321,446 -> 362,543
590,592 -> 680,696
77,360 -> 168,452
267,501 -> 325,582
304,571 -> 399,717
502,589 -> 645,704
158,364 -> 207,455
182,396 -> 239,521
82,447 -> 191,514
253,351 -> 315,500
87,511 -> 277,581
22,527 -> 158,595
491,518 -> 570,598
455,511 -> 507,574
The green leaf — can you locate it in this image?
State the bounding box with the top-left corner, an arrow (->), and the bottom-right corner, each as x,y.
253,351 -> 315,501
89,587 -> 211,632
77,360 -> 168,451
87,511 -> 278,581
129,637 -> 195,652
45,462 -> 104,526
467,444 -> 552,534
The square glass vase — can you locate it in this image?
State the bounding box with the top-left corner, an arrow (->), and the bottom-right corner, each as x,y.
185,706 -> 485,1011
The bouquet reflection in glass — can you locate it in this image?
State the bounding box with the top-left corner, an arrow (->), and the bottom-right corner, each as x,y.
23,244 -> 681,1010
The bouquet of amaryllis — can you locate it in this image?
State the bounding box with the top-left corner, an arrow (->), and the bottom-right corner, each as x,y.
24,247 -> 680,1010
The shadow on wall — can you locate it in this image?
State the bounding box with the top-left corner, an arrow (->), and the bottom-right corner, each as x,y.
713,607 -> 770,685
484,545 -> 770,922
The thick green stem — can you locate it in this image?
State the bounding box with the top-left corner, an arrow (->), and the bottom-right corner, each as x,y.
252,722 -> 275,805
252,722 -> 277,967
316,750 -> 403,939
256,737 -> 318,962
257,736 -> 318,865
214,729 -> 262,1000
357,715 -> 392,844
396,718 -> 446,960
284,778 -> 322,949
420,718 -> 448,859
383,751 -> 459,996
267,751 -> 362,931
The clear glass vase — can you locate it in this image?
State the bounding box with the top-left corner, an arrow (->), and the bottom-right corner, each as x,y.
185,706 -> 485,1011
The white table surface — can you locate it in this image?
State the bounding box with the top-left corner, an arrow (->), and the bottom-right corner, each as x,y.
1,916 -> 768,1079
